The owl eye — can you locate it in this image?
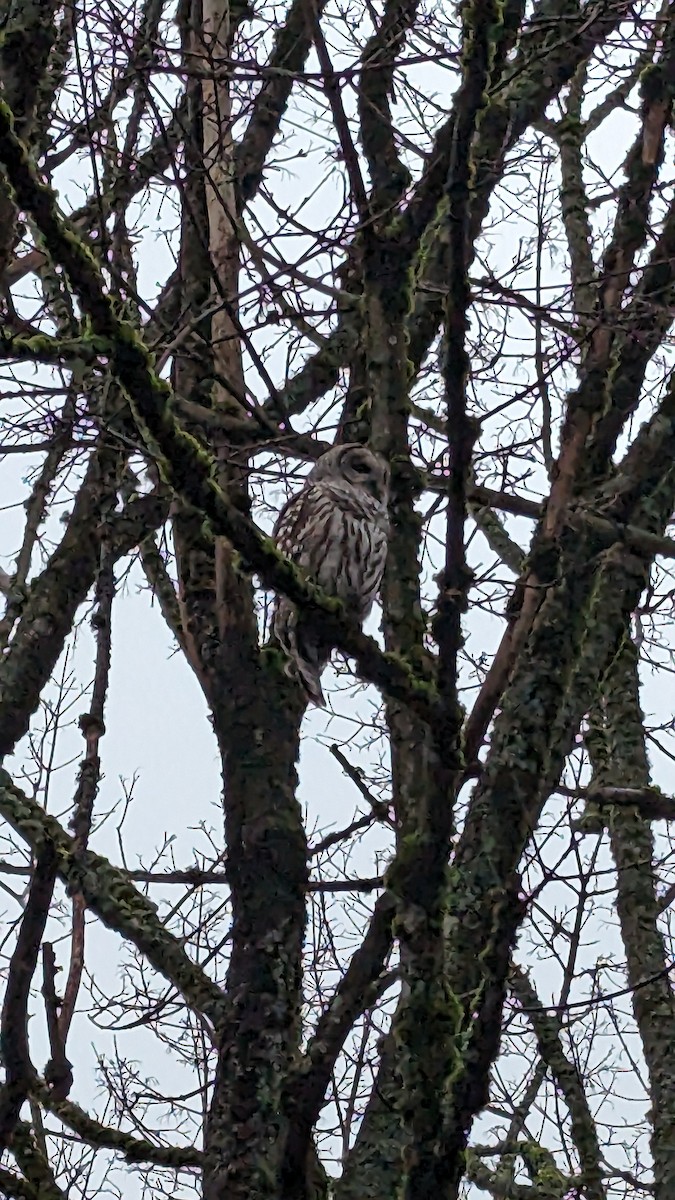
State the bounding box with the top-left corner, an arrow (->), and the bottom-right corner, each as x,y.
351,459 -> 371,474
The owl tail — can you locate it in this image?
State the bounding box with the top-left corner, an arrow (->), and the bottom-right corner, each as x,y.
294,655 -> 326,708
273,602 -> 327,707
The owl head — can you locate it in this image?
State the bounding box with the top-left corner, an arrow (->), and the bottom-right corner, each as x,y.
309,443 -> 390,504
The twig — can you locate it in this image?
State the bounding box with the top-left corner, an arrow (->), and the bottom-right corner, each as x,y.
328,744 -> 393,822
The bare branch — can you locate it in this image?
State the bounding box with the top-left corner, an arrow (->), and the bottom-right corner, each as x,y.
0,842 -> 58,1149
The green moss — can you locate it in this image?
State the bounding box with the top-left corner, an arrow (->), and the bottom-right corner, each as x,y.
519,1143 -> 567,1194
9,1124 -> 67,1200
37,1086 -> 201,1167
639,61 -> 670,105
0,327 -> 113,365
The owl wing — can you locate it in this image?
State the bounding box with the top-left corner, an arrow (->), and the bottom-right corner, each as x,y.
271,483 -> 332,705
353,516 -> 389,620
273,483 -> 334,569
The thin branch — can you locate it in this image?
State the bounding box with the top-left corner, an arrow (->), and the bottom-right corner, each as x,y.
56,538 -> 115,1052
36,1083 -> 202,1168
327,744 -> 393,823
0,841 -> 58,1149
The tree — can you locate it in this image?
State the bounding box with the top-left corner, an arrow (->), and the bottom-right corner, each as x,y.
0,0 -> 674,1195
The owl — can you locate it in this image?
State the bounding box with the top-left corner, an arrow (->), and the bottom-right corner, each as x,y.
272,443 -> 390,706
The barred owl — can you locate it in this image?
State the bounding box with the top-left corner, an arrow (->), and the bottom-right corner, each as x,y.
272,443 -> 390,706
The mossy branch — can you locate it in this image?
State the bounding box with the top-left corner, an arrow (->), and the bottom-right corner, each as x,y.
0,1163 -> 38,1200
7,1123 -> 65,1200
0,326 -> 113,365
358,0 -> 417,204
393,1 -> 500,1192
470,501 -> 525,573
0,770 -> 227,1029
587,639 -> 675,1197
36,1085 -> 202,1169
555,69 -> 597,318
465,1150 -> 572,1200
509,965 -> 606,1200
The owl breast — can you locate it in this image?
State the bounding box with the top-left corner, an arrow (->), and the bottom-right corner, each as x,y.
313,488 -> 388,619
271,445 -> 390,705
276,479 -> 389,621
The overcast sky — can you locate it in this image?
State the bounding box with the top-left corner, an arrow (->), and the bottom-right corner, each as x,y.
1,8 -> 674,1195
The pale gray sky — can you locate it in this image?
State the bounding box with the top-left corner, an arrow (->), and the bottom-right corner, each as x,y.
1,5 -> 674,1194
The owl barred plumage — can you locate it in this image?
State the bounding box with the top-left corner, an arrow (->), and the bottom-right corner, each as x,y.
272,444 -> 390,706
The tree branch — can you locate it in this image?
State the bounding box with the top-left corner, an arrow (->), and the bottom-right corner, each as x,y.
586,637 -> 675,1197
36,1084 -> 202,1169
509,965 -> 606,1200
235,0 -> 327,209
0,842 -> 58,1149
0,771 -> 227,1029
